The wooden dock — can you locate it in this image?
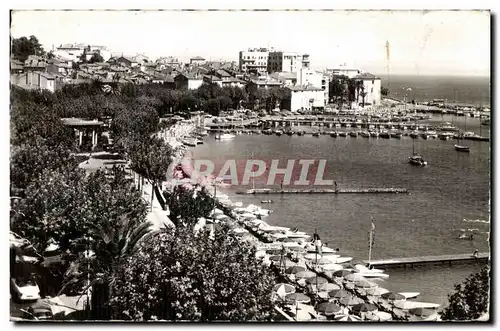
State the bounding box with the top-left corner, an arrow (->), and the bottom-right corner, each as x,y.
364,253 -> 490,269
236,188 -> 409,195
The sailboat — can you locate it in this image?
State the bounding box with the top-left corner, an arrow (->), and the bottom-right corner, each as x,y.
454,113 -> 470,152
409,118 -> 427,166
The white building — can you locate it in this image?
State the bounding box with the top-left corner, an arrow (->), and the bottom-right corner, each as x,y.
268,51 -> 310,73
238,48 -> 270,74
330,66 -> 361,79
353,73 -> 382,106
296,68 -> 329,106
285,85 -> 325,112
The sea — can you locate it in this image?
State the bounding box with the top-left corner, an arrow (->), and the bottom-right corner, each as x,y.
191,112 -> 490,308
378,74 -> 491,107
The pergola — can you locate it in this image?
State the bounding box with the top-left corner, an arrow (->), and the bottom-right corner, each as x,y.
61,118 -> 105,148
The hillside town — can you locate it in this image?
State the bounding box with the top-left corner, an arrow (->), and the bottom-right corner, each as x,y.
10,43 -> 382,112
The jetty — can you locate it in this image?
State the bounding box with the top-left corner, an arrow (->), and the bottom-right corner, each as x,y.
364,252 -> 490,269
236,188 -> 409,195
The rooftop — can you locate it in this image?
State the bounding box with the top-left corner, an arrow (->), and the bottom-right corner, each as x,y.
288,85 -> 323,92
191,56 -> 206,61
354,72 -> 381,80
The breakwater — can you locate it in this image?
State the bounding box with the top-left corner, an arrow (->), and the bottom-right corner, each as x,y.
237,188 -> 409,195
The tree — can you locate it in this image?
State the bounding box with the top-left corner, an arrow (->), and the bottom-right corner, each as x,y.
360,91 -> 367,107
88,53 -> 104,63
109,225 -> 279,321
441,266 -> 490,320
163,185 -> 214,227
381,87 -> 389,96
11,35 -> 45,62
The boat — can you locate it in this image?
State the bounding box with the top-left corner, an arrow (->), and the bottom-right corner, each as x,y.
369,131 -> 379,138
286,130 -> 294,136
454,116 -> 470,153
338,131 -> 347,137
196,138 -> 204,145
409,131 -> 419,139
312,131 -> 320,137
438,122 -> 459,132
421,133 -> 429,140
379,131 -> 390,139
481,118 -> 490,126
182,138 -> 197,147
275,130 -> 283,136
399,292 -> 420,299
354,272 -> 390,279
390,131 -> 402,139
409,155 -> 427,166
215,133 -> 236,141
349,131 -> 358,137
262,129 -> 272,135
261,200 -> 274,204
297,131 -> 305,136
409,128 -> 427,166
360,131 -> 370,138
330,131 -> 338,138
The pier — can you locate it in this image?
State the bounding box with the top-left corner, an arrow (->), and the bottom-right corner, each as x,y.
364,252 -> 490,269
236,188 -> 409,195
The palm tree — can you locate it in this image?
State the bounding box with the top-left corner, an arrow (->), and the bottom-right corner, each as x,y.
360,91 -> 368,108
354,80 -> 364,104
60,214 -> 157,319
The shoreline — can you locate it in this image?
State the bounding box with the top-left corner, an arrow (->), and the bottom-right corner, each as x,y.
162,121 -> 443,321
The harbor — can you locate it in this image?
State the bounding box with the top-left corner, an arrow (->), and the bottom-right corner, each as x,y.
364,253 -> 490,270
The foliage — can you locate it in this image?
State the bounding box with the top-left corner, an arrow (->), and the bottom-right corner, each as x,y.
11,35 -> 45,62
10,167 -> 88,252
109,225 -> 278,321
441,266 -> 490,320
127,135 -> 174,186
163,185 -> 214,227
89,53 -> 104,63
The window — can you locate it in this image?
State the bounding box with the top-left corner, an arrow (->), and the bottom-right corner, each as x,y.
371,88 -> 373,93
372,80 -> 374,84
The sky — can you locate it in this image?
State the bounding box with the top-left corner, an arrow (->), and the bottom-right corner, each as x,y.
10,10 -> 491,76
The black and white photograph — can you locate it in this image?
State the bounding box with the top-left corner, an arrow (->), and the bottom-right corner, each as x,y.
7,4 -> 491,323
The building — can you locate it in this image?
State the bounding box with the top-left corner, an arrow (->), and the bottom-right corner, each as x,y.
247,76 -> 283,89
54,43 -> 86,62
270,72 -> 297,87
238,48 -> 270,74
10,59 -> 24,74
174,73 -> 204,90
283,85 -> 325,112
203,75 -> 223,88
296,68 -> 329,105
268,52 -> 310,73
11,71 -> 61,93
23,55 -> 49,72
330,66 -> 361,79
115,56 -> 138,67
189,56 -> 206,65
353,73 -> 382,106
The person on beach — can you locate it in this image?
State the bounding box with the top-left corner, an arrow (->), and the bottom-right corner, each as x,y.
312,233 -> 322,255
473,249 -> 479,258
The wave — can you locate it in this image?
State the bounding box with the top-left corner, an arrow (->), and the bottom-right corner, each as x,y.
462,218 -> 490,224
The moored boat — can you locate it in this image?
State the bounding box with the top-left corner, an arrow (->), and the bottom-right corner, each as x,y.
338,131 -> 347,137
330,131 -> 338,138
360,131 -> 370,138
215,133 -> 236,141
409,155 -> 427,166
349,131 -> 358,137
379,131 -> 390,139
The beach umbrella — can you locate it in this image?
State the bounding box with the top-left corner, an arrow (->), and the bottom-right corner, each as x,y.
305,276 -> 328,285
276,237 -> 296,243
295,271 -> 315,279
339,296 -> 364,306
344,273 -> 367,282
285,266 -> 306,274
351,303 -> 378,313
285,293 -> 311,304
316,302 -> 342,316
381,292 -> 406,301
334,314 -> 362,321
272,283 -> 296,296
322,264 -> 344,272
215,214 -> 228,220
266,249 -> 284,255
287,246 -> 305,252
328,289 -> 350,299
409,308 -> 436,317
365,287 -> 390,296
355,279 -> 378,289
318,283 -> 341,292
333,270 -> 352,277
